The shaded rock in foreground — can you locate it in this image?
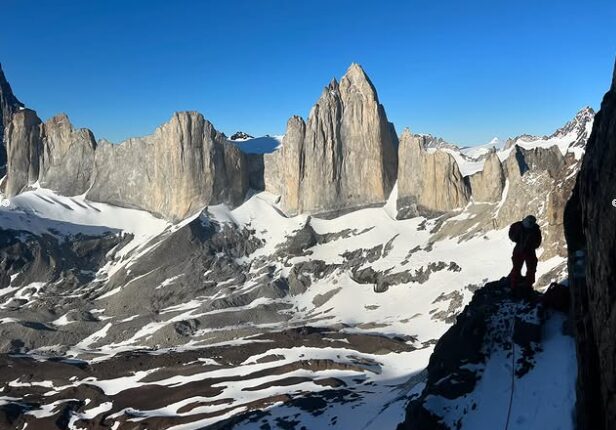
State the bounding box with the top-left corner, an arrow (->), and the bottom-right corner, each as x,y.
564,59 -> 616,430
397,280 -> 546,430
0,63 -> 24,178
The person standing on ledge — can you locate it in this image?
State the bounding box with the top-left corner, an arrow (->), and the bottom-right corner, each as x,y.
508,215 -> 542,293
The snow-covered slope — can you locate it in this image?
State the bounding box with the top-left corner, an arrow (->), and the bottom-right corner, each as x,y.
499,107 -> 594,162
460,137 -> 504,159
229,135 -> 283,154
423,107 -> 594,176
0,185 -> 571,429
1,188 -> 171,256
399,281 -> 576,430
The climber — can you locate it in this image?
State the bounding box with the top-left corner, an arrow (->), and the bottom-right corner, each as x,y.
508,215 -> 542,293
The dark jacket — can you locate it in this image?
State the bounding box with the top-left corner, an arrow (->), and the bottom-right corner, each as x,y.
509,221 -> 542,251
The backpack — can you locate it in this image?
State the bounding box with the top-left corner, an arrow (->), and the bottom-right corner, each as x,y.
509,221 -> 542,250
508,221 -> 523,243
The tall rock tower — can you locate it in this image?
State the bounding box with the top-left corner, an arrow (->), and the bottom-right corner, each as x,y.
272,63 -> 398,216
0,63 -> 25,179
396,129 -> 470,217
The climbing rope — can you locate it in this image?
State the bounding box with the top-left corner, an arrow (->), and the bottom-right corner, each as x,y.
504,309 -> 516,430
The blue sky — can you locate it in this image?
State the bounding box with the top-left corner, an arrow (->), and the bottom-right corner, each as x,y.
1,0 -> 615,147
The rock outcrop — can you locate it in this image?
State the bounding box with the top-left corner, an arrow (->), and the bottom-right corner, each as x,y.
39,114 -> 96,196
5,112 -> 100,198
496,144 -> 573,258
468,149 -> 505,202
5,108 -> 249,221
266,64 -> 398,216
414,133 -> 458,151
565,60 -> 616,430
87,111 -> 248,221
0,63 -> 24,178
5,109 -> 43,196
398,279 -> 568,430
275,115 -> 306,213
397,129 -> 470,217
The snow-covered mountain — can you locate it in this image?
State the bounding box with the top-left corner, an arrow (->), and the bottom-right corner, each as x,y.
0,61 -> 602,430
503,107 -> 594,160
410,107 -> 594,177
229,131 -> 255,141
460,136 -> 504,159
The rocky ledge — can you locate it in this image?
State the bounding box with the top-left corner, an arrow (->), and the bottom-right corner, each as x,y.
398,280 -> 576,430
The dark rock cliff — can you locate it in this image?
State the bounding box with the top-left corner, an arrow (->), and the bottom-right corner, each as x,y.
397,280 -> 554,430
0,63 -> 24,178
564,59 -> 616,430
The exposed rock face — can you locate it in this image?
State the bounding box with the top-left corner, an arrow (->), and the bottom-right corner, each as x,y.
5,108 -> 250,221
397,129 -> 470,217
468,149 -> 505,202
5,111 -> 96,197
496,144 -> 573,258
2,64 -> 252,220
270,64 -> 398,216
87,112 -> 248,221
414,133 -> 458,151
0,63 -> 24,178
262,150 -> 282,195
276,115 -> 306,212
565,61 -> 616,430
5,109 -> 43,196
559,106 -> 596,149
39,114 -> 96,196
398,280 -> 557,430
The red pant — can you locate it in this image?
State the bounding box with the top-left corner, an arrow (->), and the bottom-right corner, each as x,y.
510,248 -> 537,288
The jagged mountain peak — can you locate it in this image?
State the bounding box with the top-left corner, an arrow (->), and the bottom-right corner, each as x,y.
272,63 -> 397,215
488,136 -> 502,146
503,107 -> 596,152
170,110 -> 205,122
339,62 -> 379,101
400,127 -> 414,139
45,112 -> 73,129
576,105 -> 595,117
0,63 -> 25,176
418,133 -> 456,150
556,106 -> 594,133
0,64 -> 23,107
612,57 -> 616,90
229,131 -> 254,141
550,106 -> 595,148
344,62 -> 368,80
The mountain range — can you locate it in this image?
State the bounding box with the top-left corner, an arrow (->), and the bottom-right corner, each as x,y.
0,60 -> 612,430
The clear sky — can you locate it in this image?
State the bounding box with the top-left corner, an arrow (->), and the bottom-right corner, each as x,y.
1,0 -> 615,147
